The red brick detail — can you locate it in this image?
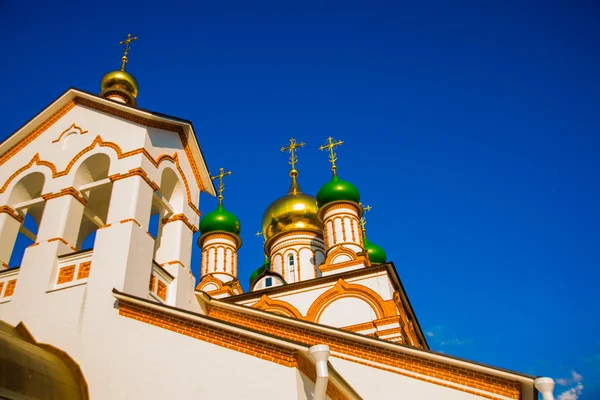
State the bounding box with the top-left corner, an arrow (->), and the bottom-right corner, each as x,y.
0,282 -> 4,295
118,301 -> 297,367
149,275 -> 156,292
157,281 -> 167,301
77,261 -> 91,279
4,280 -> 16,297
207,306 -> 521,399
57,265 -> 75,284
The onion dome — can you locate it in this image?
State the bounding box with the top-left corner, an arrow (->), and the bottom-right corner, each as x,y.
200,205 -> 241,235
100,70 -> 139,105
262,169 -> 322,248
317,174 -> 360,207
99,33 -> 140,106
249,259 -> 270,287
364,236 -> 387,264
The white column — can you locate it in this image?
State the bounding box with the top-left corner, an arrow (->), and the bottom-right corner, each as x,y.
155,219 -> 196,309
0,210 -> 22,269
36,195 -> 85,252
85,175 -> 155,304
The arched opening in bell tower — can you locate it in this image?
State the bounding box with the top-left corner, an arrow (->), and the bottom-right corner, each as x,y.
3,172 -> 47,268
74,153 -> 112,251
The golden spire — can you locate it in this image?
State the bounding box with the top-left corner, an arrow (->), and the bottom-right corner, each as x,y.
360,203 -> 371,236
119,33 -> 138,71
211,167 -> 232,206
281,138 -> 305,195
319,136 -> 344,175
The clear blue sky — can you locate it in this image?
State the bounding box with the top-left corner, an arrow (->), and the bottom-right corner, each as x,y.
1,1 -> 598,398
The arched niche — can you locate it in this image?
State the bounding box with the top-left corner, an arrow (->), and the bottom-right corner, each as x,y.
74,153 -> 112,250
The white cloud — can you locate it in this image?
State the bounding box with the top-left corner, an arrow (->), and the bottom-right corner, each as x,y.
557,382 -> 583,400
426,331 -> 434,337
557,371 -> 584,386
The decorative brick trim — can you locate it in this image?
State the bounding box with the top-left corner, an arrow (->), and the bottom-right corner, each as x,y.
119,218 -> 142,228
57,265 -> 75,284
73,97 -> 206,192
47,237 -> 77,251
118,301 -> 297,367
373,315 -> 402,328
161,213 -> 198,232
161,260 -> 187,269
4,279 -> 16,297
0,153 -> 58,194
149,275 -> 156,292
207,305 -> 521,400
322,202 -> 361,215
342,321 -> 376,333
305,279 -> 392,322
157,281 -> 167,301
0,206 -> 24,223
252,294 -> 303,319
42,187 -> 87,206
52,123 -> 88,143
0,101 -> 76,168
77,261 -> 91,279
0,129 -> 201,216
110,168 -> 159,191
0,282 -> 4,295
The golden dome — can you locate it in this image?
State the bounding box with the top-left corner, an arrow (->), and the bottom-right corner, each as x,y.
100,70 -> 139,103
261,170 -> 323,249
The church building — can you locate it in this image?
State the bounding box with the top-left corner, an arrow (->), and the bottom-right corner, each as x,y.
0,35 -> 557,400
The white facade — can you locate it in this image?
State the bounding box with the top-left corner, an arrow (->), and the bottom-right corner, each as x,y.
0,88 -> 542,400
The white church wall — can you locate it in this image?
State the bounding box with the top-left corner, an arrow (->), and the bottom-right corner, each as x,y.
318,297 -> 378,327
330,357 -> 491,400
75,307 -> 300,400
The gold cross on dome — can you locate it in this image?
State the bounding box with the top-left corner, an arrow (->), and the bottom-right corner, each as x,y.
281,138 -> 305,171
119,33 -> 138,71
319,136 -> 343,174
360,203 -> 371,232
211,167 -> 232,205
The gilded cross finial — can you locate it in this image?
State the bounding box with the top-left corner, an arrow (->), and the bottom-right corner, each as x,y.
319,136 -> 344,175
255,231 -> 265,242
360,203 -> 371,233
211,167 -> 232,205
119,33 -> 138,71
281,138 -> 305,174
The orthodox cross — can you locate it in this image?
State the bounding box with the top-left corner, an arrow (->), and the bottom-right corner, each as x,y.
319,136 -> 344,174
255,231 -> 265,244
119,33 -> 138,71
211,167 -> 232,205
281,138 -> 305,171
360,203 -> 372,232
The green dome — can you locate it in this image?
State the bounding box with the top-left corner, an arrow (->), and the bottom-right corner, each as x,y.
317,175 -> 360,207
364,237 -> 387,264
249,260 -> 270,286
200,205 -> 241,235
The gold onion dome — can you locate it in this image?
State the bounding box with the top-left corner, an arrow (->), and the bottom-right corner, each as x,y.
261,169 -> 322,249
100,70 -> 139,99
100,33 -> 139,106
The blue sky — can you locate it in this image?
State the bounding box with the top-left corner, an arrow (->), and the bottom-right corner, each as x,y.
1,1 -> 598,398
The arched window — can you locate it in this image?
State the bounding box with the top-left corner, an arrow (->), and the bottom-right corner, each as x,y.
3,172 -> 47,267
287,254 -> 295,283
74,154 -> 112,251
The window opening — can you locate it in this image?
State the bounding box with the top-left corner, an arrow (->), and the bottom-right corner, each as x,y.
265,277 -> 272,287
